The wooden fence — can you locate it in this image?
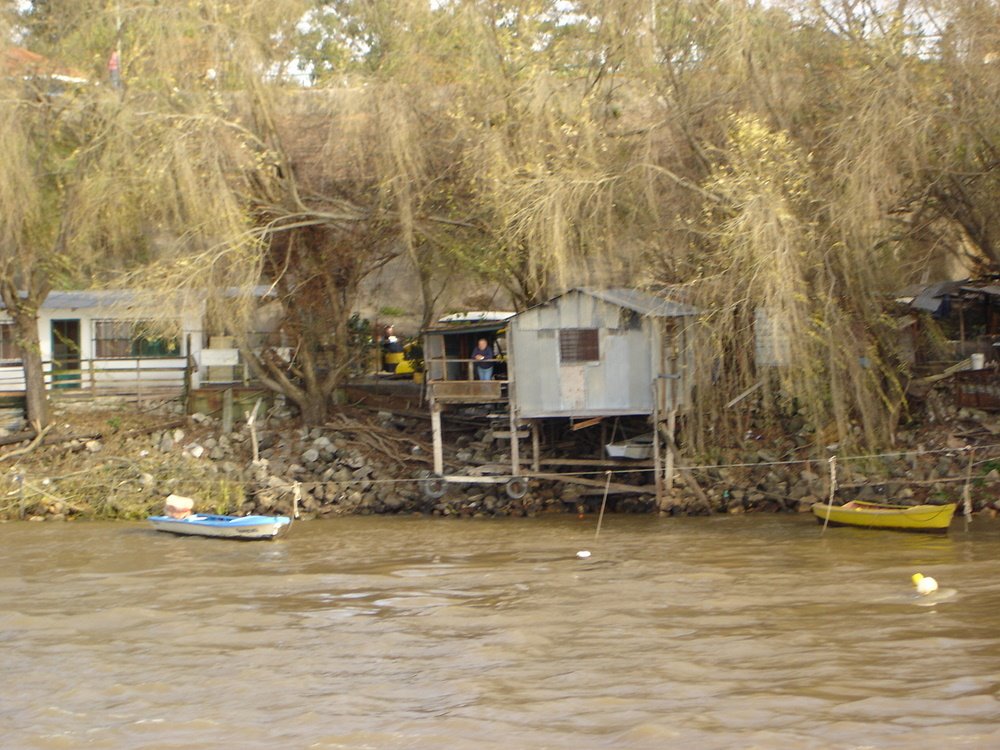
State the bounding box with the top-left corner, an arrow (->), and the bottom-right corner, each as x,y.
0,357 -> 192,399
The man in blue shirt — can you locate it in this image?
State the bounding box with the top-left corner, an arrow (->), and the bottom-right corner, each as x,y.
472,338 -> 493,380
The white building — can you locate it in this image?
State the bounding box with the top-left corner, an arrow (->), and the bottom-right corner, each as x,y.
0,290 -> 204,394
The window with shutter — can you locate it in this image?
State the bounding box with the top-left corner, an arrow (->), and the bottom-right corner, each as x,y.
559,328 -> 599,363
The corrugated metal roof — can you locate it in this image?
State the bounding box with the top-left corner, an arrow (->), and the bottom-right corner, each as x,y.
422,320 -> 510,336
960,284 -> 1000,297
437,311 -> 515,324
572,287 -> 698,317
0,288 -> 271,312
41,290 -> 140,309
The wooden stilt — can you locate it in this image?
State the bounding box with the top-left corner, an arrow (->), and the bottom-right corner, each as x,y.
653,405 -> 663,508
659,424 -> 710,513
665,408 -> 676,490
509,406 -> 520,475
431,402 -> 444,476
531,420 -> 540,472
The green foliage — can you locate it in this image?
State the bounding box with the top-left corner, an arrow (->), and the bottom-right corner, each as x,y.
202,480 -> 246,515
403,339 -> 424,372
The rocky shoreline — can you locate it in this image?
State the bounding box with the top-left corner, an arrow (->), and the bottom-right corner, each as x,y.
4,398 -> 1000,522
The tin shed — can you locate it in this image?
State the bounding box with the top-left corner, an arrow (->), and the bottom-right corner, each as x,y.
508,288 -> 697,419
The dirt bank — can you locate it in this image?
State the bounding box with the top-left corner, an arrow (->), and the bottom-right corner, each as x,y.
2,394 -> 1000,522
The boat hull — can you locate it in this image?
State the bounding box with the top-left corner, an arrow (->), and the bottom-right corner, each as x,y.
810,501 -> 957,533
148,514 -> 292,540
605,435 -> 654,460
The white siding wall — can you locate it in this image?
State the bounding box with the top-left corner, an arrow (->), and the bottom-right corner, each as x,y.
0,304 -> 203,391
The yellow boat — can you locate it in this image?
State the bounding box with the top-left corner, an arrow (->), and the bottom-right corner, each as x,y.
810,500 -> 957,533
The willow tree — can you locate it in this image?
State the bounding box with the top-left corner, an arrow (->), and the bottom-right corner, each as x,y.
629,0 -> 1000,451
0,55 -> 142,428
392,0 -> 1000,451
438,2 -> 657,308
12,0 -> 999,442
72,0 -> 470,423
0,88 -> 56,428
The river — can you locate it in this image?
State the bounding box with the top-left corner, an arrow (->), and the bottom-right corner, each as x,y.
2,514 -> 1000,749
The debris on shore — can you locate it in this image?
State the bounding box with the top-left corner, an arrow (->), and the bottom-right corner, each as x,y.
2,394 -> 1000,522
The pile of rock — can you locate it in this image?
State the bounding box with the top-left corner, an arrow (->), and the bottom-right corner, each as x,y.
142,405 -> 1000,519
14,394 -> 1000,521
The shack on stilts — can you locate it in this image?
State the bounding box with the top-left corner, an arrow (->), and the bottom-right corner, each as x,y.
423,289 -> 699,508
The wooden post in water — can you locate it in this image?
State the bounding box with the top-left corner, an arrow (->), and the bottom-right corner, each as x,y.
963,447 -> 974,529
821,456 -> 837,534
247,397 -> 262,463
595,471 -> 612,540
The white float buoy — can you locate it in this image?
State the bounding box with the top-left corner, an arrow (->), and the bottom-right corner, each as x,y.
912,572 -> 938,595
576,550 -> 591,559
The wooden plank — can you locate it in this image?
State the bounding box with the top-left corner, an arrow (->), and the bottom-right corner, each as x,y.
570,416 -> 604,431
443,475 -> 507,484
725,380 -> 763,409
489,430 -> 529,439
529,457 -> 655,468
428,380 -> 506,403
527,472 -> 651,495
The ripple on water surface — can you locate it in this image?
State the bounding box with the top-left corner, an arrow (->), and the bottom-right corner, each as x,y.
2,515 -> 1000,749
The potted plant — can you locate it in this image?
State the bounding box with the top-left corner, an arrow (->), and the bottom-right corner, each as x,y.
403,341 -> 425,383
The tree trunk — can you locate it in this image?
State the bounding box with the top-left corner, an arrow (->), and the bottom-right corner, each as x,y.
0,282 -> 49,429
12,306 -> 49,429
295,388 -> 330,426
238,343 -> 334,426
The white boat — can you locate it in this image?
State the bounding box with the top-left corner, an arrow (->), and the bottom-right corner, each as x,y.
148,513 -> 292,540
605,434 -> 654,459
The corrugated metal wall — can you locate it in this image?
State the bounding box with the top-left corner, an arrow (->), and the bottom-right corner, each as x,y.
511,290 -> 689,419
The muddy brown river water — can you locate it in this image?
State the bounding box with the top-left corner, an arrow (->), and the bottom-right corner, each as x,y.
2,514 -> 1000,749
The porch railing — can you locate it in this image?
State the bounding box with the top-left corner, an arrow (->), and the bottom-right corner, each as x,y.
425,356 -> 509,403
